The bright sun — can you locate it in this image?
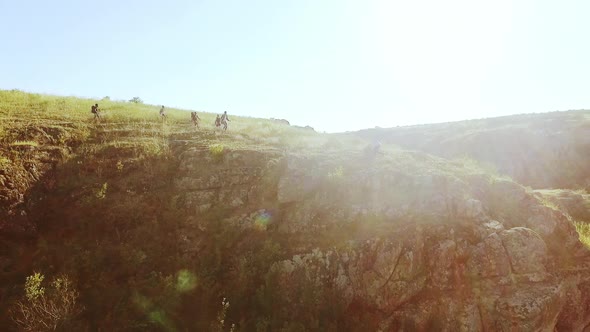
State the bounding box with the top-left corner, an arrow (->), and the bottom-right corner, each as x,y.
365,0 -> 514,123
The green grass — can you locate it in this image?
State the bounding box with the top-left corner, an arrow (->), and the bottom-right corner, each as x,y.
0,89 -> 328,152
535,189 -> 590,223
209,143 -> 225,160
0,89 -> 299,135
10,140 -> 39,147
535,191 -> 562,211
533,189 -> 590,248
0,156 -> 10,168
574,221 -> 590,249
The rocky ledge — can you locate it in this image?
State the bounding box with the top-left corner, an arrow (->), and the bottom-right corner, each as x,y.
172,144 -> 590,331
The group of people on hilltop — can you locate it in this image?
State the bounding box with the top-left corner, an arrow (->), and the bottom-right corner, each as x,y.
91,103 -> 231,131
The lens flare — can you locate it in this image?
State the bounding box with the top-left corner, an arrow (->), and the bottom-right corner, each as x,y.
176,269 -> 197,293
254,211 -> 272,231
132,292 -> 151,311
148,310 -> 176,332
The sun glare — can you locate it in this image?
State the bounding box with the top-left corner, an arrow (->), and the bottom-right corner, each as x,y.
366,0 -> 514,123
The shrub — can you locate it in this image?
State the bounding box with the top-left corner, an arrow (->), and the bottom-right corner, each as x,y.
209,144 -> 225,162
24,273 -> 45,300
95,182 -> 108,199
10,273 -> 82,331
129,97 -> 143,104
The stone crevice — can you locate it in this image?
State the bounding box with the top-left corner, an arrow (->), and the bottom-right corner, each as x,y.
379,247 -> 406,290
499,235 -> 516,276
477,303 -> 485,332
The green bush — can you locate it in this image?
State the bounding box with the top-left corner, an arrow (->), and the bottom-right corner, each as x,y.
209,144 -> 225,162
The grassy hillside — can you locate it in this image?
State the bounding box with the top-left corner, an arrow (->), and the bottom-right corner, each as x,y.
0,89 -> 316,229
0,89 -> 350,204
354,110 -> 590,190
0,89 -> 323,144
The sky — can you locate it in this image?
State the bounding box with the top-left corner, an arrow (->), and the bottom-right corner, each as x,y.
1,0 -> 589,132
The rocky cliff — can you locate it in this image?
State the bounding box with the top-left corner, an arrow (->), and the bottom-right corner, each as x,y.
169,140 -> 590,331
1,100 -> 590,330
0,121 -> 84,236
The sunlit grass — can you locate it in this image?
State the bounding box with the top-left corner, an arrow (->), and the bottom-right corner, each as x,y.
10,140 -> 39,147
0,156 -> 10,167
209,143 -> 225,160
0,89 -> 327,150
536,193 -> 561,211
535,189 -> 590,225
574,221 -> 590,249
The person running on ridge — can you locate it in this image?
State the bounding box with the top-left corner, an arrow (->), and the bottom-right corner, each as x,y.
191,112 -> 201,129
215,114 -> 221,128
220,111 -> 230,131
159,105 -> 167,119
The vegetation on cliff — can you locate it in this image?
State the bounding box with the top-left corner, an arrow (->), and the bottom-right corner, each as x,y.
1,90 -> 589,331
355,110 -> 590,190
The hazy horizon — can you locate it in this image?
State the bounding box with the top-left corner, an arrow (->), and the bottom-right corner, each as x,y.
2,0 -> 589,132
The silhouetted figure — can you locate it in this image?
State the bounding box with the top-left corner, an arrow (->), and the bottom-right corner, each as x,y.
371,141 -> 381,154
220,111 -> 230,131
91,103 -> 101,122
159,105 -> 167,119
191,112 -> 201,129
215,114 -> 221,128
364,140 -> 381,160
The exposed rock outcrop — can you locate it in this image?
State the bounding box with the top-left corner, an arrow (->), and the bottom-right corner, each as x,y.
174,145 -> 282,214
173,144 -> 590,331
0,123 -> 79,236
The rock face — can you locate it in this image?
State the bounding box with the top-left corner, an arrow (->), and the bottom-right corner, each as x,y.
0,124 -> 76,237
172,144 -> 283,255
173,144 -> 590,331
174,145 -> 282,214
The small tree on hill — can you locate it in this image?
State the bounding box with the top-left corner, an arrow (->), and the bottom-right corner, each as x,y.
129,97 -> 143,104
10,273 -> 82,331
